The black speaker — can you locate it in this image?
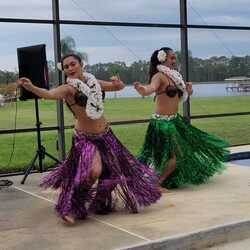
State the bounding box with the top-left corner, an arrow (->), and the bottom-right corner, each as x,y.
17,44 -> 49,100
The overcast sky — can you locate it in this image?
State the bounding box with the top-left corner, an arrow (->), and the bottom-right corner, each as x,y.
0,0 -> 250,70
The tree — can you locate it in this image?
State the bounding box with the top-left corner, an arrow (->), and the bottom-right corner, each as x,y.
60,36 -> 88,63
0,70 -> 18,84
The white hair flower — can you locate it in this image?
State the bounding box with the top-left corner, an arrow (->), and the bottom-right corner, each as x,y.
157,50 -> 167,63
57,62 -> 63,71
82,61 -> 86,69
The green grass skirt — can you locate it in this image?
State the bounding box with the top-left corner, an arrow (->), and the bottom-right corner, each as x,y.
138,113 -> 230,189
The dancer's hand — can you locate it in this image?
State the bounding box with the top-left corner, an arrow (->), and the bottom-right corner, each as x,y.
133,81 -> 146,96
110,75 -> 125,90
186,82 -> 193,96
16,77 -> 34,91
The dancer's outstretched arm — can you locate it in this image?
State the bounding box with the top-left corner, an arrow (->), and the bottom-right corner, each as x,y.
16,77 -> 74,100
133,73 -> 161,96
186,82 -> 193,96
98,75 -> 125,92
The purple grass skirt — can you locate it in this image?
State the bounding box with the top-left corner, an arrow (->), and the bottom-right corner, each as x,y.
40,127 -> 161,219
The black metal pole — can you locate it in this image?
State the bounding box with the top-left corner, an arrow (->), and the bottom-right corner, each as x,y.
34,98 -> 43,173
52,0 -> 66,160
180,0 -> 191,123
21,98 -> 43,184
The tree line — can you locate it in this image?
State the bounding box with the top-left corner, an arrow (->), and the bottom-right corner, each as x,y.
1,36 -> 249,85
1,54 -> 250,86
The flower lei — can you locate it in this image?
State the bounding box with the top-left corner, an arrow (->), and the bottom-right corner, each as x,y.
67,72 -> 104,119
157,64 -> 188,102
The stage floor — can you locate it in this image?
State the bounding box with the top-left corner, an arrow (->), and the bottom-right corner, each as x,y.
1,146 -> 250,250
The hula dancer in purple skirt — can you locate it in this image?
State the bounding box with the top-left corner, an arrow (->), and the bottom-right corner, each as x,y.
16,54 -> 161,224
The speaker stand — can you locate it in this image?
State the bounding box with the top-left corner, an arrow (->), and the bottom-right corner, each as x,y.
21,98 -> 59,184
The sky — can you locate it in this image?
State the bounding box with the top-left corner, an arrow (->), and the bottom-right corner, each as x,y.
0,0 -> 250,70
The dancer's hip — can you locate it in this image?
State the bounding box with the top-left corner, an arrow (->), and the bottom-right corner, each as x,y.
151,113 -> 177,121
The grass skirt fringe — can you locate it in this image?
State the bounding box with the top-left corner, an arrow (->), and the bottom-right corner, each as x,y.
40,127 -> 161,219
138,113 -> 230,189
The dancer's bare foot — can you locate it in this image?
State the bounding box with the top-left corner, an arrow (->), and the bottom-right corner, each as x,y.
62,214 -> 75,225
159,186 -> 171,193
158,182 -> 171,193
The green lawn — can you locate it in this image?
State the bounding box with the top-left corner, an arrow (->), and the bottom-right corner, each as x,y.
0,96 -> 250,173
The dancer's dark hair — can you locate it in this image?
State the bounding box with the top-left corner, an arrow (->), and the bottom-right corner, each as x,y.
148,47 -> 173,82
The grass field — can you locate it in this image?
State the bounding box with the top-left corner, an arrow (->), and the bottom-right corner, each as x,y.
0,96 -> 249,173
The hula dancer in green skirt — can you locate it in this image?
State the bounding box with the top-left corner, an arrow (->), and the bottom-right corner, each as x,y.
133,47 -> 230,190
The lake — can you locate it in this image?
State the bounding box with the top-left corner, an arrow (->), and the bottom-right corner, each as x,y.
105,83 -> 250,99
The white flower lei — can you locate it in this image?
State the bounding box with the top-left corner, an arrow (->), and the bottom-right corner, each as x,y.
67,72 -> 104,119
157,64 -> 188,102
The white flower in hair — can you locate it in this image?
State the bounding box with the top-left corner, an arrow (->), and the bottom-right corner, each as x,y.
66,73 -> 104,119
57,62 -> 63,71
157,50 -> 167,63
157,64 -> 188,102
82,61 -> 86,70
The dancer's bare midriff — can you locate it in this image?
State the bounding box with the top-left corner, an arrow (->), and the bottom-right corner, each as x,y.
154,94 -> 179,116
65,96 -> 108,135
154,76 -> 179,116
74,116 -> 108,135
